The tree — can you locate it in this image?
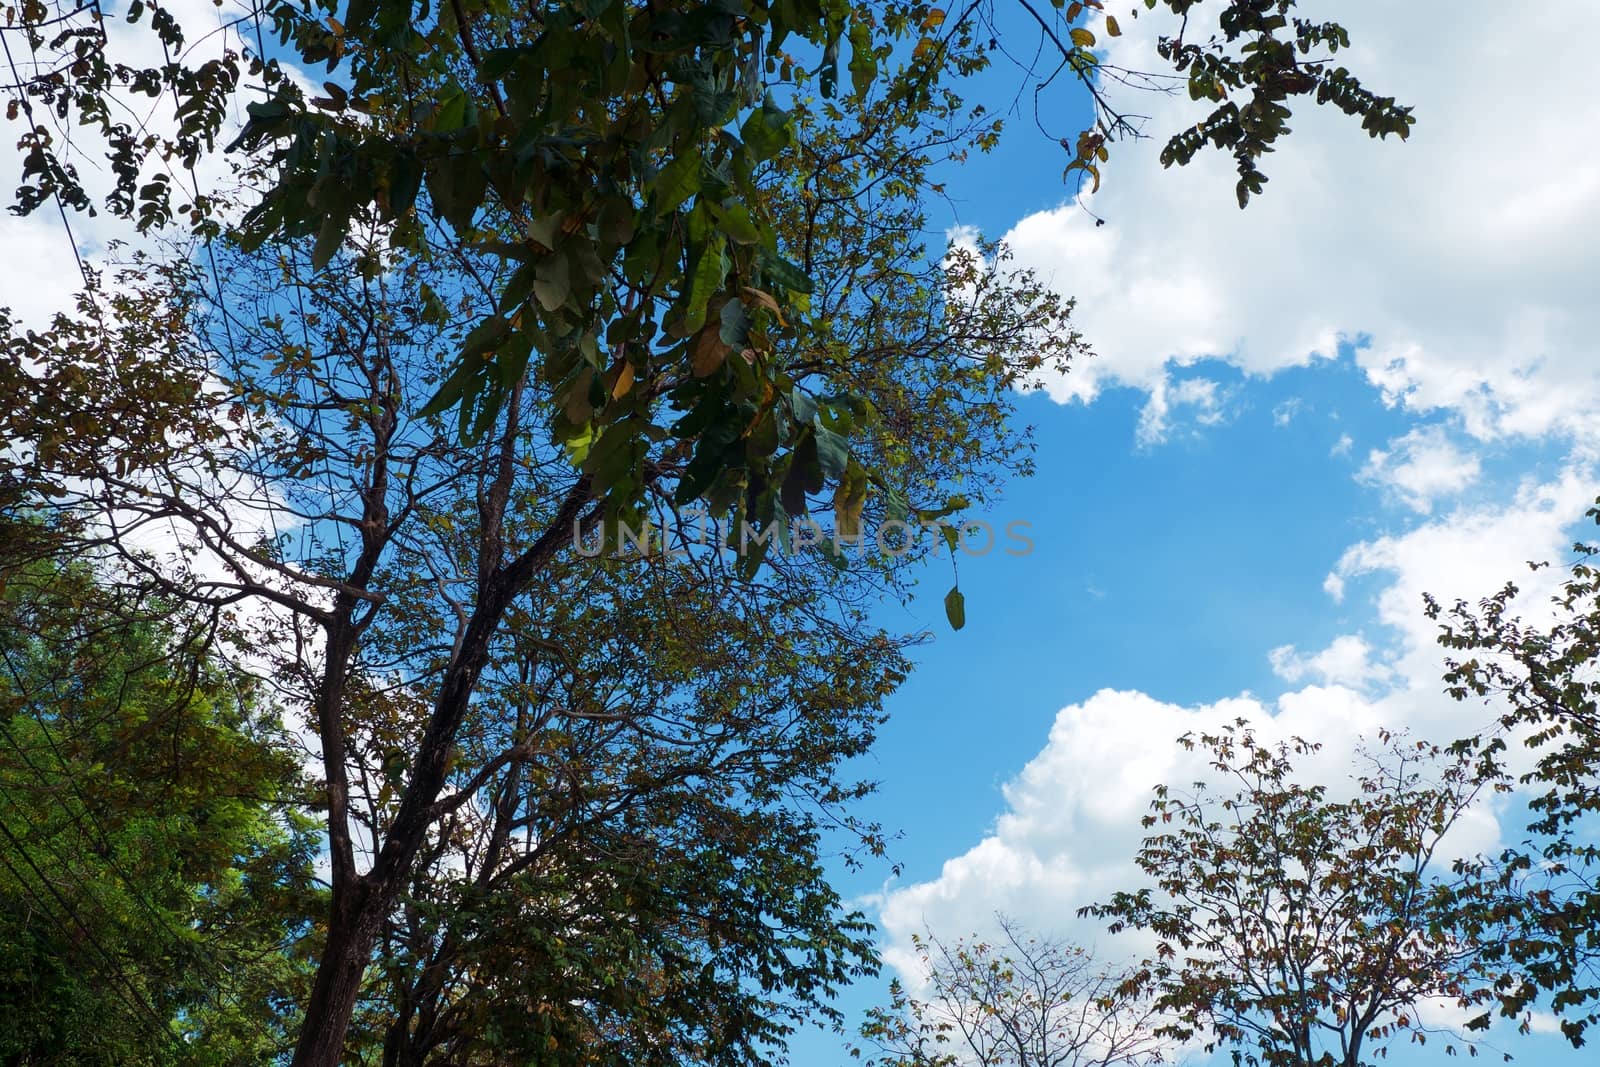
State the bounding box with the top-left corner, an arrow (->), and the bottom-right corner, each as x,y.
0,531 -> 322,1064
3,0 -> 1414,537
0,56 -> 1078,1061
1081,722 -> 1505,1067
856,914 -> 1167,1067
0,3 -> 1418,1062
1429,498 -> 1600,1045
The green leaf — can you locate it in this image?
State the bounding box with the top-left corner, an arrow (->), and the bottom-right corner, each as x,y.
388,151 -> 421,217
311,213 -> 346,271
533,254 -> 571,311
848,19 -> 877,98
432,89 -> 471,133
654,155 -> 703,216
417,358 -> 480,420
683,236 -> 727,333
481,47 -> 528,82
813,424 -> 848,482
718,298 -> 750,348
713,202 -> 762,245
789,388 -> 818,428
740,95 -> 792,162
883,485 -> 909,524
944,586 -> 966,631
759,249 -> 814,296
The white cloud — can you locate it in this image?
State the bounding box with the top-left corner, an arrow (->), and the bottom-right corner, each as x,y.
1136,374 -> 1226,446
1273,398 -> 1305,427
0,0 -> 309,326
876,466 -> 1592,991
1331,433 -> 1354,458
1358,424 -> 1482,513
994,2 -> 1600,443
874,679 -> 1484,973
1268,634 -> 1391,691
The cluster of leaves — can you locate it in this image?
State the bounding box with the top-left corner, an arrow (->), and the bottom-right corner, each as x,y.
855,914 -> 1166,1067
1429,499 -> 1600,1045
353,553 -> 903,1064
0,255 -> 227,498
0,529 -> 322,1064
2,0 -> 1412,561
1082,722 -> 1504,1067
1144,0 -> 1415,206
0,2 -> 1421,1062
0,0 -> 245,229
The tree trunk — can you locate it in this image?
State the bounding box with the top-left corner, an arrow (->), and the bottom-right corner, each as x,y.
291,880 -> 385,1067
289,478 -> 590,1065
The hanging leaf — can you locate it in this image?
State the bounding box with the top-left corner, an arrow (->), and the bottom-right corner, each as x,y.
944,586 -> 966,631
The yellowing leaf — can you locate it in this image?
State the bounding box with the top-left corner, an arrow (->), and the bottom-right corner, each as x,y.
1070,27 -> 1096,48
610,361 -> 635,399
1105,15 -> 1121,37
691,326 -> 729,378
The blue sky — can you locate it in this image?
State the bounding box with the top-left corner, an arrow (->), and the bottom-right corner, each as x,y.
2,3 -> 1597,1065
782,3 -> 1600,1065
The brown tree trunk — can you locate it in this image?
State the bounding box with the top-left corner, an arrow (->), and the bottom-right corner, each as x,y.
291,879 -> 385,1067
290,476 -> 592,1065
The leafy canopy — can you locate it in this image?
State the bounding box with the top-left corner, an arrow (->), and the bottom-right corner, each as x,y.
0,537 -> 321,1064
2,0 -> 1416,563
1082,723 -> 1504,1067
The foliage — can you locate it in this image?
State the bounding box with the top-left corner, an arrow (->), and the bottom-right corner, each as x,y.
0,67 -> 1071,1053
0,532 -> 322,1064
1143,0 -> 1415,207
347,546 -> 909,1066
1,0 -> 1413,538
0,3 -> 1420,1062
1429,498 -> 1600,1046
1081,721 -> 1504,1067
855,914 -> 1166,1067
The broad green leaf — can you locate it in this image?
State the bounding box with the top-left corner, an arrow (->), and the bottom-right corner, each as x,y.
759,249 -> 814,296
533,254 -> 571,311
683,235 -> 727,333
813,424 -> 849,482
654,155 -> 703,216
740,95 -> 792,162
944,586 -> 966,630
718,298 -> 750,348
311,213 -> 346,270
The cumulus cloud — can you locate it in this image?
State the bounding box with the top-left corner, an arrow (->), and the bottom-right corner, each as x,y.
873,678 -> 1505,977
994,2 -> 1600,443
1358,424 -> 1482,513
1330,464 -> 1595,687
1135,375 -> 1227,446
0,0 -> 308,325
1268,634 -> 1391,691
877,465 -> 1591,978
